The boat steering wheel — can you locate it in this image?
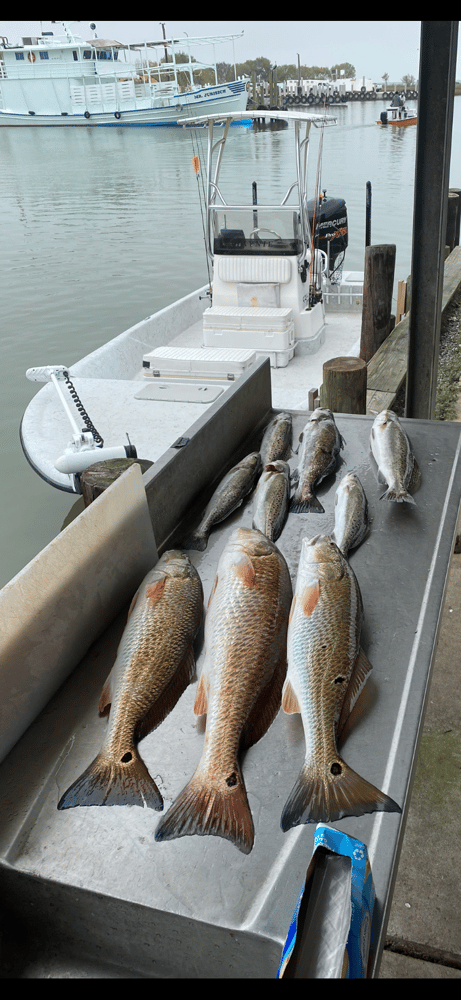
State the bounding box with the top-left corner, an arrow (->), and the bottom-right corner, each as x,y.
249,227 -> 283,240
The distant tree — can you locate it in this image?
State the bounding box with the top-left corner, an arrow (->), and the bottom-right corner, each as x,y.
236,57 -> 272,81
216,61 -> 234,83
402,73 -> 416,89
330,62 -> 356,80
382,72 -> 389,84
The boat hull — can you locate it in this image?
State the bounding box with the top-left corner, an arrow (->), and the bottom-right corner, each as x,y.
0,81 -> 249,127
377,117 -> 417,127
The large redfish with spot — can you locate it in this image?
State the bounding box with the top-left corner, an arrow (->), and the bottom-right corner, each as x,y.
281,535 -> 401,829
155,527 -> 293,854
57,551 -> 203,811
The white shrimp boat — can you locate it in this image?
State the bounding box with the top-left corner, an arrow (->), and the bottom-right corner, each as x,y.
20,110 -> 364,493
0,21 -> 249,127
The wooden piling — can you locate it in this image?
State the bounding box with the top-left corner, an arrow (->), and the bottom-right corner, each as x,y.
321,356 -> 367,414
359,244 -> 396,363
80,457 -> 153,507
446,190 -> 460,251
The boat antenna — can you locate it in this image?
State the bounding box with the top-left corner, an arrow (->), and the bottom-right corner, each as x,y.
309,95 -> 326,305
189,128 -> 212,291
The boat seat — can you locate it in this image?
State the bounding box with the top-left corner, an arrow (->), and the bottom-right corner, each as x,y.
217,256 -> 292,284
203,305 -> 294,332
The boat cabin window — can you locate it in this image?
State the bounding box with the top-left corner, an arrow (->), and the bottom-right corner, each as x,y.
15,52 -> 25,61
212,208 -> 303,257
39,52 -> 49,60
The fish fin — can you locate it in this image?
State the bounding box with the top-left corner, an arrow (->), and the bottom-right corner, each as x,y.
301,581 -> 321,617
98,672 -> 112,716
181,531 -> 208,552
379,486 -> 416,505
145,577 -> 167,605
57,748 -> 163,811
281,678 -> 301,714
336,648 -> 373,742
289,495 -> 324,514
339,433 -> 346,450
290,467 -> 299,485
280,757 -> 400,830
193,672 -> 209,716
235,552 -> 256,589
135,649 -> 196,741
240,652 -> 287,749
155,766 -> 254,854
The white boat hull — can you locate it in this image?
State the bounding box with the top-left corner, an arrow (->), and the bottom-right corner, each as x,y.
0,81 -> 249,127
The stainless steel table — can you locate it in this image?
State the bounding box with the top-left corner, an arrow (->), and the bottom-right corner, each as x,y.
1,409 -> 460,978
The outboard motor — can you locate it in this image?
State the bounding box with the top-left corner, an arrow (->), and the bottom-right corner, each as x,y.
307,194 -> 348,279
380,110 -> 388,125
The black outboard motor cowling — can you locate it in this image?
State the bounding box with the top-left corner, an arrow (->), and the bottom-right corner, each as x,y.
307,195 -> 348,272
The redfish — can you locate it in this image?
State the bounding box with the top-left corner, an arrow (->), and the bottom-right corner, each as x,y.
155,527 -> 293,853
281,535 -> 400,829
57,551 -> 203,811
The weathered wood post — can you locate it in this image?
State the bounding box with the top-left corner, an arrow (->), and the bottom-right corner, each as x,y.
446,190 -> 460,250
321,356 -> 367,414
359,244 -> 396,362
80,458 -> 153,507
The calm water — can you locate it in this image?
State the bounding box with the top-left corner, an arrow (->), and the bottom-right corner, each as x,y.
1,98 -> 461,588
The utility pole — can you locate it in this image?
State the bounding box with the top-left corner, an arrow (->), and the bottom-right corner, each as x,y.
405,22 -> 458,419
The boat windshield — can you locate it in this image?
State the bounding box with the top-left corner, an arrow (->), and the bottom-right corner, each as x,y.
212,207 -> 303,256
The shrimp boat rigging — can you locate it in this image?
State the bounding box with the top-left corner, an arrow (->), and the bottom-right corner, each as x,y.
20,110 -> 364,494
0,21 -> 249,126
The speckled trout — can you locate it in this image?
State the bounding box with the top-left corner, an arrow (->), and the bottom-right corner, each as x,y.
332,472 -> 369,556
155,527 -> 293,854
281,535 -> 401,828
260,411 -> 293,465
290,409 -> 345,514
57,551 -> 203,811
252,460 -> 291,542
370,409 -> 420,504
182,452 -> 262,551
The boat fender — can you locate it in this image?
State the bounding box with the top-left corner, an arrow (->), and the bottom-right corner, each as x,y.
84,111 -> 91,119
114,111 -> 121,119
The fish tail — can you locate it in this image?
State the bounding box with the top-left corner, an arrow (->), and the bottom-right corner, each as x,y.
57,748 -> 163,811
280,758 -> 401,830
155,766 -> 254,854
181,530 -> 208,552
289,494 -> 324,514
379,486 -> 416,505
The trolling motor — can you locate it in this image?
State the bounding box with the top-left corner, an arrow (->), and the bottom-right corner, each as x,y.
26,365 -> 137,481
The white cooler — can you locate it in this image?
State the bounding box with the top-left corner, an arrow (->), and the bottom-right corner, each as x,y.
202,306 -> 295,367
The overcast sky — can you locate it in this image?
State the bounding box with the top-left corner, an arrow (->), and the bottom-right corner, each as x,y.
2,20 -> 459,84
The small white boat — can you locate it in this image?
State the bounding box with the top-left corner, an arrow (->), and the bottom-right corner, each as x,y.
0,21 -> 249,127
377,94 -> 417,127
20,110 -> 364,493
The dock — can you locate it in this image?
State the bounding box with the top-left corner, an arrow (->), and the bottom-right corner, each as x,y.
366,246 -> 461,414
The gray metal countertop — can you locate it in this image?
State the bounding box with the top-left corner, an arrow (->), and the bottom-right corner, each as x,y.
1,408 -> 460,978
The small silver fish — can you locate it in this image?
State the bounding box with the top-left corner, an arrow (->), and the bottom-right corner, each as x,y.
332,472 -> 369,556
260,411 -> 293,466
290,409 -> 345,514
370,409 -> 420,504
252,460 -> 291,542
182,452 -> 262,551
57,551 -> 204,811
281,534 -> 401,829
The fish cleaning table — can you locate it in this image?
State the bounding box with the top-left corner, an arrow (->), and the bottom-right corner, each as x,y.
0,404 -> 460,978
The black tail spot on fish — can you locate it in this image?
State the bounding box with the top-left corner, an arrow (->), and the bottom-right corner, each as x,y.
121,752 -> 133,763
334,676 -> 345,684
330,762 -> 342,776
226,772 -> 238,787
